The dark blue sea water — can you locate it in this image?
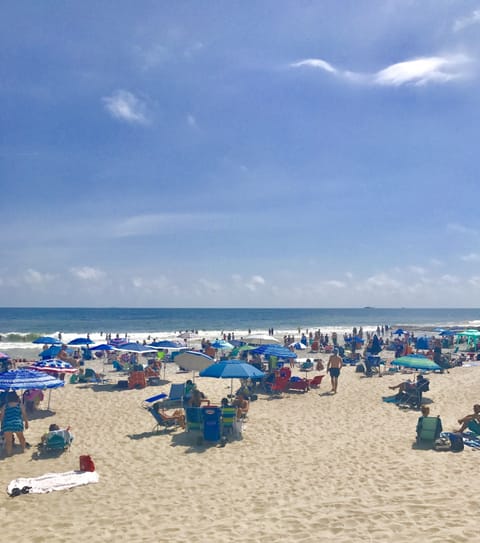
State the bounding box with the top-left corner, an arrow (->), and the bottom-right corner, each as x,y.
0,307 -> 479,336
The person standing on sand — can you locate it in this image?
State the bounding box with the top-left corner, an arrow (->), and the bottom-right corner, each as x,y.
326,348 -> 343,394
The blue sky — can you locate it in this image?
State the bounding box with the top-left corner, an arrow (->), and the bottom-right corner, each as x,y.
2,1 -> 480,308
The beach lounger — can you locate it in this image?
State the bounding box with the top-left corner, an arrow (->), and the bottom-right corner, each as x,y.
155,383 -> 186,409
146,405 -> 182,433
307,374 -> 325,389
41,429 -> 74,453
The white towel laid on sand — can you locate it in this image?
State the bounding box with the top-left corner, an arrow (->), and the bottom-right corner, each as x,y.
7,470 -> 99,495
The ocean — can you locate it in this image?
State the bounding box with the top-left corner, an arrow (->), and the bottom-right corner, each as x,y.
0,307 -> 479,352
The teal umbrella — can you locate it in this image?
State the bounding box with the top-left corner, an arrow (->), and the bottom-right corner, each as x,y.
391,355 -> 441,371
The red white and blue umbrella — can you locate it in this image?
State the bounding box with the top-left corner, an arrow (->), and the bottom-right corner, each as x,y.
0,369 -> 65,390
27,359 -> 78,375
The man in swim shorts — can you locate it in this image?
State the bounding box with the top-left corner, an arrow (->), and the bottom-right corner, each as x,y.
327,348 -> 343,394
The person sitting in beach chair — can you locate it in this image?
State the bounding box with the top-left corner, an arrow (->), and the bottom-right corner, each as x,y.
40,423 -> 74,451
389,374 -> 429,408
149,403 -> 185,431
456,404 -> 480,434
416,406 -> 442,445
232,393 -> 249,419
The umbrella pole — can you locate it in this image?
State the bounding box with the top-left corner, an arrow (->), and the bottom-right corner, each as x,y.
47,389 -> 52,410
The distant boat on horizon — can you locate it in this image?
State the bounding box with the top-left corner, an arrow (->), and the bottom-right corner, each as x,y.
363,306 -> 375,309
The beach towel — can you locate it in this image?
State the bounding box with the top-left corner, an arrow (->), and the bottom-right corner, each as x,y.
7,470 -> 99,497
382,395 -> 400,403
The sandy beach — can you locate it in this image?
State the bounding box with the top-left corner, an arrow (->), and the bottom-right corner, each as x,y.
1,346 -> 479,543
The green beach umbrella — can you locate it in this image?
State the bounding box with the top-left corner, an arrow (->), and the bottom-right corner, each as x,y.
391,355 -> 441,372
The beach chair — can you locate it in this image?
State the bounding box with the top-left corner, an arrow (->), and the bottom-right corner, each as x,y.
146,405 -> 182,434
42,429 -> 73,453
185,407 -> 203,435
416,416 -> 443,446
307,374 -> 325,389
399,377 -> 430,409
221,407 -> 238,437
156,383 -> 186,409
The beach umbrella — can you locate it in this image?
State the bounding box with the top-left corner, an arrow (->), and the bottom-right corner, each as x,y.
149,340 -> 184,349
391,355 -> 441,372
369,334 -> 382,355
290,342 -> 307,350
174,351 -> 214,381
211,340 -> 234,350
199,359 -> 265,397
68,337 -> 94,346
90,344 -> 114,351
113,343 -> 157,354
243,334 -> 280,345
394,329 -> 406,335
27,359 -> 78,375
0,369 -> 65,409
0,352 -> 10,359
32,336 -> 62,345
251,344 -> 297,359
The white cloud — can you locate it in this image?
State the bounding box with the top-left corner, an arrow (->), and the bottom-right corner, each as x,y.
290,58 -> 337,73
375,56 -> 468,86
324,280 -> 346,289
461,253 -> 480,262
440,274 -> 460,284
103,90 -> 149,124
23,269 -> 55,285
187,114 -> 198,128
246,275 -> 266,292
454,9 -> 480,32
70,266 -> 105,281
290,55 -> 470,87
408,266 -> 426,275
197,278 -> 222,294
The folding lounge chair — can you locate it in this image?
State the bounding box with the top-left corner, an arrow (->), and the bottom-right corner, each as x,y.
156,383 -> 186,410
221,407 -> 238,438
307,375 -> 325,389
147,405 -> 182,434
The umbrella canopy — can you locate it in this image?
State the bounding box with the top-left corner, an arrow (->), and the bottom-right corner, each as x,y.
251,344 -> 297,359
32,336 -> 62,345
27,359 -> 78,374
457,329 -> 480,337
391,355 -> 441,371
113,343 -> 157,354
211,340 -> 234,350
0,352 -> 10,359
199,359 -> 265,397
175,351 -> 215,372
68,337 -> 94,346
243,334 -> 280,345
150,340 -> 184,349
394,329 -> 406,335
290,342 -> 307,350
0,369 -> 65,390
90,344 -> 114,351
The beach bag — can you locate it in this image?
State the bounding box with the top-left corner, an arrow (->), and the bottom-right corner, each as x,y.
449,433 -> 464,452
79,454 -> 96,472
434,436 -> 451,451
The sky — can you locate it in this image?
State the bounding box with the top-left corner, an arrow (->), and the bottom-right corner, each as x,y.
1,1 -> 480,308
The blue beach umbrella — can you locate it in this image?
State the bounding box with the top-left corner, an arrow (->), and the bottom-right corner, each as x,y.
394,329 -> 406,335
211,340 -> 234,350
32,336 -> 62,345
150,340 -> 184,349
391,354 -> 441,372
68,337 -> 94,346
113,343 -> 157,354
0,368 -> 65,409
90,344 -> 114,351
199,359 -> 265,397
251,344 -> 297,359
27,359 -> 77,374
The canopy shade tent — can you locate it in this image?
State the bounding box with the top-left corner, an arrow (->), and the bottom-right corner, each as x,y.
391,355 -> 441,372
199,359 -> 265,397
90,344 -> 114,351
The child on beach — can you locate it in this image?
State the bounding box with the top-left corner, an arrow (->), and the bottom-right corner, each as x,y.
0,391 -> 29,456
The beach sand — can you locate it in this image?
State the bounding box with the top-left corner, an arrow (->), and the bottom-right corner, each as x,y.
1,349 -> 479,543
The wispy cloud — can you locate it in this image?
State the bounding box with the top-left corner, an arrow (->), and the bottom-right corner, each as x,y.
454,9 -> 480,32
70,267 -> 106,281
291,55 -> 471,86
447,223 -> 478,235
103,90 -> 149,124
461,253 -> 480,262
23,269 -> 56,286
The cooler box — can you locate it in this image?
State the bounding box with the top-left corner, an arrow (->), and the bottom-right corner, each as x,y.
202,406 -> 222,442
